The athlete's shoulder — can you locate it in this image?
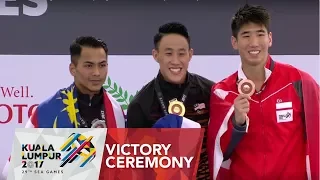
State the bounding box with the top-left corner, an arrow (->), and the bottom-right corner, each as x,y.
37,88 -> 64,110
279,62 -> 314,80
213,72 -> 238,91
190,73 -> 215,89
34,88 -> 65,126
273,60 -> 303,81
105,91 -> 122,108
274,60 -> 298,71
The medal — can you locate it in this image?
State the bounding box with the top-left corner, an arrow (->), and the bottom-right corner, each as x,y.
237,79 -> 254,133
168,98 -> 186,116
91,119 -> 106,128
238,79 -> 255,96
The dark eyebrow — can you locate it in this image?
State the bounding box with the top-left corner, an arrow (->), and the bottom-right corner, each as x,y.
241,29 -> 266,36
164,48 -> 173,51
178,48 -> 187,52
164,48 -> 187,52
240,31 -> 250,36
99,60 -> 107,63
83,60 -> 107,64
256,29 -> 266,33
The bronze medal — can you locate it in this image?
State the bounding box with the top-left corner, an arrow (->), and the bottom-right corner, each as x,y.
168,98 -> 186,116
238,79 -> 255,96
237,79 -> 254,133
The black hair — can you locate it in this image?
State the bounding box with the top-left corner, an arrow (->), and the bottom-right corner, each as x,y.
231,4 -> 270,38
153,22 -> 191,49
69,36 -> 108,64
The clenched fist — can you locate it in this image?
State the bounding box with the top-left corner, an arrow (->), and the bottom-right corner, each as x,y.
234,94 -> 251,126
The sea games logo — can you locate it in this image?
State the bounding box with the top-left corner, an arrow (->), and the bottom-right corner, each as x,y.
0,0 -> 48,16
21,143 -> 62,175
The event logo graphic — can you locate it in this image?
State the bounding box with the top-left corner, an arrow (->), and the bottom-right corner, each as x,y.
21,143 -> 62,174
103,76 -> 138,111
0,0 -> 48,16
60,133 -> 96,167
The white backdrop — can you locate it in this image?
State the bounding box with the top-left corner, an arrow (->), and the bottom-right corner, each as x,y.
0,55 -> 319,172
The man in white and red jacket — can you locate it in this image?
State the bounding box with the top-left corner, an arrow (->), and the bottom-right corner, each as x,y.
207,4 -> 319,180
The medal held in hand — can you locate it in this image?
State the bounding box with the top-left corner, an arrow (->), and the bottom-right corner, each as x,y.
91,119 -> 106,128
238,79 -> 256,96
168,98 -> 186,116
237,79 -> 255,133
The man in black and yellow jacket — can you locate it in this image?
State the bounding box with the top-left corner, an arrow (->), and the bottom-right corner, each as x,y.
127,22 -> 214,180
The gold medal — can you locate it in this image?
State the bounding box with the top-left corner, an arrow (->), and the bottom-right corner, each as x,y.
168,98 -> 186,116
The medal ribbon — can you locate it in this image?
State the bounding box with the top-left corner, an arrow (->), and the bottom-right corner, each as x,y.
154,78 -> 191,116
78,105 -> 106,128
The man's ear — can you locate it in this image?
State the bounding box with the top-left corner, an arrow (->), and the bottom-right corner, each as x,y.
268,31 -> 273,47
188,48 -> 193,62
231,36 -> 238,50
69,63 -> 76,76
152,49 -> 159,63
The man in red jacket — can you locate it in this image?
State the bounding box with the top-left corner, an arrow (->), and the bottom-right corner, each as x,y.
207,4 -> 319,180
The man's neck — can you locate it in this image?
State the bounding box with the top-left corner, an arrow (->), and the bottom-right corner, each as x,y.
159,71 -> 188,87
242,64 -> 266,82
80,90 -> 95,100
75,84 -> 99,100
